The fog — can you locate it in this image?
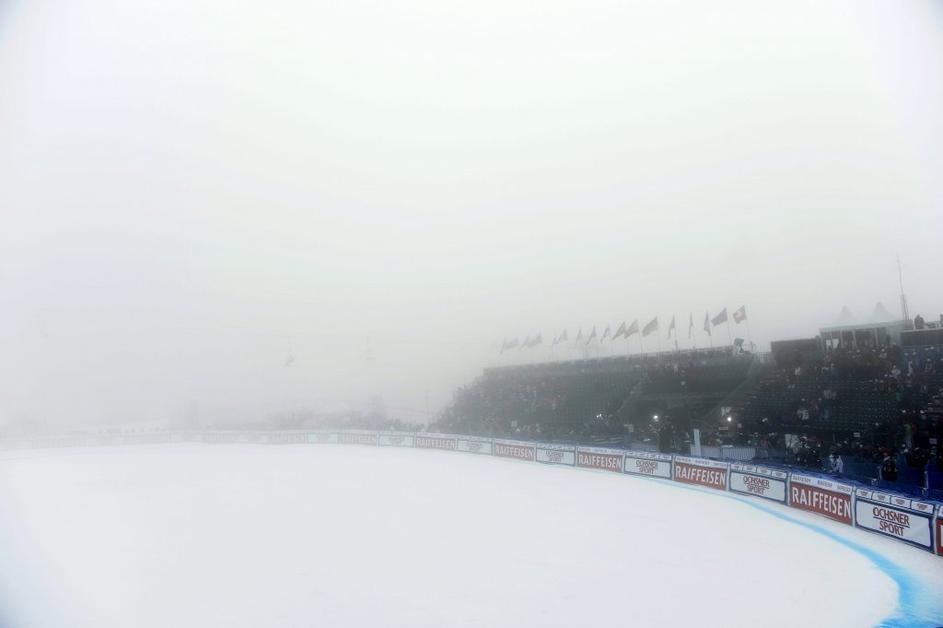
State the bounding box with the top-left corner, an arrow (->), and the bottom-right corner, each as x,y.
1,0 -> 941,429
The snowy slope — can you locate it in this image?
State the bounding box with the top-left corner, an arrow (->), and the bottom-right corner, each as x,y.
0,444 -> 940,628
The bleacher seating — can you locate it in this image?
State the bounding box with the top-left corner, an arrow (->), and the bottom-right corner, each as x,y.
440,339 -> 943,496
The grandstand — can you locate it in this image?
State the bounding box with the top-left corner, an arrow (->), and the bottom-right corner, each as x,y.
437,316 -> 943,499
437,347 -> 755,447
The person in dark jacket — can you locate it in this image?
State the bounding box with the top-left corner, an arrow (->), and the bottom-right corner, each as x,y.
881,454 -> 898,481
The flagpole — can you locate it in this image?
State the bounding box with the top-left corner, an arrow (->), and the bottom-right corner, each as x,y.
726,318 -> 732,347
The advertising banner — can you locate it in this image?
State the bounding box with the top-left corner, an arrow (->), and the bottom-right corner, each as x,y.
854,490 -> 934,551
414,434 -> 458,451
267,432 -> 306,445
937,506 -> 942,557
456,436 -> 493,455
728,464 -> 788,503
672,456 -> 728,491
536,443 -> 576,466
378,433 -> 415,447
202,432 -> 237,444
623,451 -> 673,479
338,432 -> 379,446
493,439 -> 536,462
788,474 -> 853,525
306,432 -> 338,444
576,446 -> 624,473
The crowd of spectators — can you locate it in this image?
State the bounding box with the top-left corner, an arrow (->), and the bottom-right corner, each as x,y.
437,339 -> 943,493
733,343 -> 943,490
435,350 -> 752,443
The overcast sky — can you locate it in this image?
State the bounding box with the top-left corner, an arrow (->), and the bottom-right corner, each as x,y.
1,0 -> 941,427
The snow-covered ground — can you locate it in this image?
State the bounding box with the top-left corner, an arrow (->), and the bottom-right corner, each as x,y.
0,444 -> 940,628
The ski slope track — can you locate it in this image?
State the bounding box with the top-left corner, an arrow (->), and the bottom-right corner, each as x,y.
0,443 -> 941,628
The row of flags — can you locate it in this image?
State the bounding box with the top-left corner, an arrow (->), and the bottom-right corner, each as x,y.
500,306 -> 748,352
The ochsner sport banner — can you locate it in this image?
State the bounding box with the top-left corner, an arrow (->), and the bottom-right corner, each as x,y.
456,435 -> 493,455
536,443 -> 576,466
623,451 -> 672,479
493,439 -> 536,462
576,446 -> 624,473
414,434 -> 458,451
788,474 -> 853,525
378,433 -> 415,447
728,463 -> 787,504
854,489 -> 935,551
672,456 -> 728,491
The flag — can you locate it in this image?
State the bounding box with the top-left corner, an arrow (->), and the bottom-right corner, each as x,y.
559,329 -> 568,343
585,325 -> 597,345
703,312 -> 711,336
625,320 -> 639,337
711,308 -> 728,326
613,321 -> 627,339
667,315 -> 676,339
552,329 -> 567,346
530,333 -> 542,347
733,305 -> 747,324
642,316 -> 658,337
601,325 -> 611,342
688,313 -> 694,339
501,338 -> 519,353
575,328 -> 583,344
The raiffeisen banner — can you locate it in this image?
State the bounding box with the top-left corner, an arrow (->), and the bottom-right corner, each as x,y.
536,443 -> 575,466
378,433 -> 415,447
623,451 -> 673,479
728,463 -> 788,503
854,489 -> 935,551
576,446 -> 624,473
788,474 -> 853,525
456,436 -> 493,455
937,506 -> 943,557
672,456 -> 728,491
493,439 -> 536,462
414,434 -> 458,451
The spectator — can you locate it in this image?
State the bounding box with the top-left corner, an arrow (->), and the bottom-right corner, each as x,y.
880,453 -> 898,482
829,453 -> 844,475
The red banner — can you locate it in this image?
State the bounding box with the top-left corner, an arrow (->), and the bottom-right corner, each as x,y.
576,451 -> 623,472
494,442 -> 535,462
414,436 -> 457,450
673,461 -> 727,490
790,483 -> 852,525
936,515 -> 942,557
